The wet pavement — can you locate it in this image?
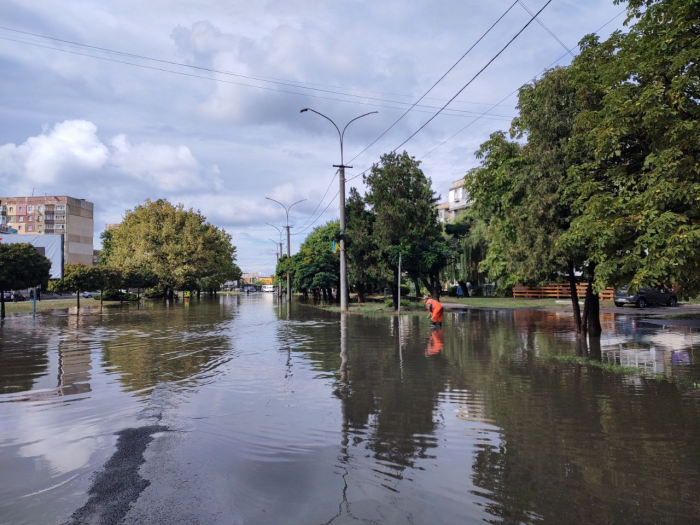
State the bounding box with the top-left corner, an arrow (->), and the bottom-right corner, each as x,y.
1,295 -> 700,524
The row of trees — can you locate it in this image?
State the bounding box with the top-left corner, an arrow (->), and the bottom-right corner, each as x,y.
277,152 -> 448,309
459,0 -> 698,334
277,0 -> 698,332
8,199 -> 242,313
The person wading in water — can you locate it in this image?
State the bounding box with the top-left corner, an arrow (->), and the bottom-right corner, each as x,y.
423,295 -> 444,328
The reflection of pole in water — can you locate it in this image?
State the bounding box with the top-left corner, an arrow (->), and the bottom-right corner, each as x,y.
339,313 -> 349,458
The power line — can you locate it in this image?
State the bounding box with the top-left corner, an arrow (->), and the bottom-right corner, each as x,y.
0,27 -> 518,118
0,25 -> 516,109
296,1 -> 520,231
517,0 -> 574,57
0,35 -> 518,123
294,170 -> 338,231
307,7 -> 626,235
291,189 -> 340,236
345,0 -> 520,166
420,8 -> 626,160
393,0 -> 554,152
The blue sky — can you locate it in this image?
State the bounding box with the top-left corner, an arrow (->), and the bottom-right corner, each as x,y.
0,0 -> 627,274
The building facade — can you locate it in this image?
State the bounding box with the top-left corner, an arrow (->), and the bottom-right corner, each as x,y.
436,178 -> 470,223
0,196 -> 94,265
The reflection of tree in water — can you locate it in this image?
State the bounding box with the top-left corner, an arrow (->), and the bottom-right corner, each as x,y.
100,307 -> 234,394
0,320 -> 51,394
443,311 -> 700,525
293,313 -> 449,473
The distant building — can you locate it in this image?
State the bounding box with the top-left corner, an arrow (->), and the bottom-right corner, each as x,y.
240,272 -> 259,284
448,178 -> 470,217
0,196 -> 94,265
435,178 -> 470,223
93,249 -> 101,266
436,202 -> 451,223
105,223 -> 121,231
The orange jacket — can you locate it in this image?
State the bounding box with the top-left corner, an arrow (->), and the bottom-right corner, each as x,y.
425,298 -> 444,323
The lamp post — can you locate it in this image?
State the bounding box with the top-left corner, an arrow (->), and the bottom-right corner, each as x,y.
266,223 -> 284,298
265,197 -> 307,302
300,108 -> 377,312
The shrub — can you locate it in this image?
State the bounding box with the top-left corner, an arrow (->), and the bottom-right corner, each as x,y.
384,299 -> 394,309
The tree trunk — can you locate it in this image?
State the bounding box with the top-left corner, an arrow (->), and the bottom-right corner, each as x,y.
356,283 -> 365,303
412,278 -> 421,298
583,263 -> 602,336
168,288 -> 174,302
390,281 -> 399,311
568,261 -> 582,334
77,289 -> 80,311
100,289 -> 104,308
0,288 -> 5,319
587,292 -> 602,337
588,335 -> 602,361
197,289 -> 201,299
458,280 -> 470,298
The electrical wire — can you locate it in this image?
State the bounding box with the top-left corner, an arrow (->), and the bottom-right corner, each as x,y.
345,0 -> 519,166
420,8 -> 626,160
294,170 -> 338,231
0,27 -> 517,118
392,0 -> 554,152
517,0 -> 574,57
0,25 -> 516,108
296,8 -> 626,238
291,189 -> 340,236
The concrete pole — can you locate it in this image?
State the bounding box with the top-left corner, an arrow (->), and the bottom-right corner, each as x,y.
338,165 -> 348,312
279,242 -> 283,298
286,225 -> 291,301
397,252 -> 402,315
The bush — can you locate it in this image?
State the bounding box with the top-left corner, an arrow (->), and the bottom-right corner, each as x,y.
384,299 -> 394,309
95,289 -> 139,301
448,285 -> 459,297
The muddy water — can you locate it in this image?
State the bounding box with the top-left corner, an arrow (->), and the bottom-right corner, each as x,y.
1,295 -> 699,524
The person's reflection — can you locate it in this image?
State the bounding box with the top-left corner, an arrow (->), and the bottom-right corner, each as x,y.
425,328 -> 444,356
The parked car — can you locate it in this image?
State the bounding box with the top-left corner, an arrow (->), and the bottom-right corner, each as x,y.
82,291 -> 98,298
262,285 -> 275,292
614,286 -> 678,308
3,292 -> 27,302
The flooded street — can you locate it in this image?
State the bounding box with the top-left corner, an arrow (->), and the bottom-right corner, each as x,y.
2,295 -> 700,525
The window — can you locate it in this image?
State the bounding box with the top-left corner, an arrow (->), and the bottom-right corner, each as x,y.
18,206 -> 23,213
56,224 -> 65,230
27,225 -> 33,232
56,205 -> 65,211
28,216 -> 33,221
18,225 -> 22,231
27,205 -> 33,213
9,207 -> 13,213
19,216 -> 24,222
55,215 -> 65,221
38,205 -> 44,212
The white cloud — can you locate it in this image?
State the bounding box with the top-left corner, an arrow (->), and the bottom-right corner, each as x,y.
110,134 -> 211,191
0,120 -> 108,185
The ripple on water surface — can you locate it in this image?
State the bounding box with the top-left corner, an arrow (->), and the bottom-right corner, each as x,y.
1,297 -> 700,524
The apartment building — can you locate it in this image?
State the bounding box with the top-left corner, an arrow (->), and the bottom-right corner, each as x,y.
0,196 -> 94,265
436,178 -> 470,223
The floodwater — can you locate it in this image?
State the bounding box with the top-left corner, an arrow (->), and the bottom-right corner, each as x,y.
1,295 -> 700,525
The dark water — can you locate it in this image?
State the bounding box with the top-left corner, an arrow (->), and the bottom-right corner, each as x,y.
1,295 -> 700,525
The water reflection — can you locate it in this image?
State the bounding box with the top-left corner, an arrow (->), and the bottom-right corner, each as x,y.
1,298 -> 699,525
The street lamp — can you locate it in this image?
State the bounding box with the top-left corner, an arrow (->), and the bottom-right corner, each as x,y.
265,197 -> 307,301
300,108 -> 377,312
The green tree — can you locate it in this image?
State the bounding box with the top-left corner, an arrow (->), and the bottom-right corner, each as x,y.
345,188 -> 381,302
363,151 -> 444,308
50,264 -> 103,311
0,243 -> 52,318
104,199 -> 239,300
98,229 -> 114,266
565,0 -> 700,300
292,221 -> 340,301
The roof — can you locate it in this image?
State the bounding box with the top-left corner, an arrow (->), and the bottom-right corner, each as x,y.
435,202 -> 450,210
451,178 -> 466,189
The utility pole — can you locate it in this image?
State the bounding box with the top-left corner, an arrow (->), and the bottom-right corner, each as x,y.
300,108 -> 377,312
266,223 -> 285,298
397,252 -> 402,315
265,198 -> 306,303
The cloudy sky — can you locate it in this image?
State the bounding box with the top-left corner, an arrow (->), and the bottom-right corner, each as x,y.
0,0 -> 627,274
